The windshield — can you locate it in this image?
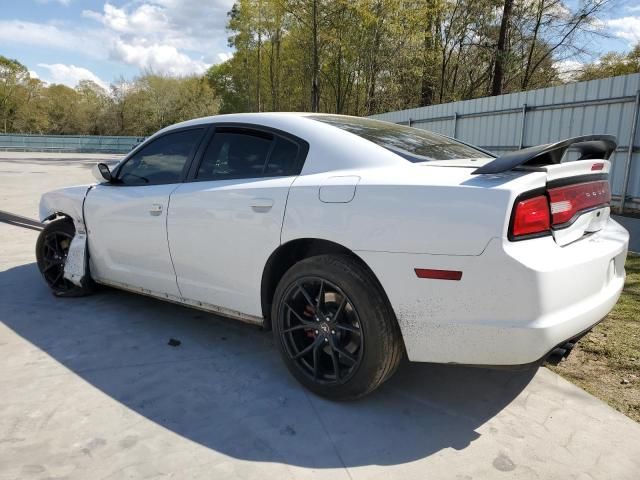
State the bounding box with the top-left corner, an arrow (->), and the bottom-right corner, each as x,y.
309,115 -> 492,162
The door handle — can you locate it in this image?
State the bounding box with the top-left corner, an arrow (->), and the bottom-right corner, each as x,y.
250,198 -> 273,213
149,204 -> 163,216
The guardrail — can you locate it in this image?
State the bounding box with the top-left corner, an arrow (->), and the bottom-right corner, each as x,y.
0,134 -> 144,154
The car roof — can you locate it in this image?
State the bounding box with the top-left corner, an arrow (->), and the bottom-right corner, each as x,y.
132,113 -> 410,175
156,112 -> 360,133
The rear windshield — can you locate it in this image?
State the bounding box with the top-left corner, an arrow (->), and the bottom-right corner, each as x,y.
309,115 -> 492,162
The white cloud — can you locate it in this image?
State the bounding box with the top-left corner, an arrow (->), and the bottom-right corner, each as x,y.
84,3 -> 168,35
0,20 -> 107,58
36,0 -> 72,5
28,70 -> 40,80
37,63 -> 108,90
2,1 -> 234,81
606,16 -> 640,44
82,0 -> 234,75
555,60 -> 584,81
110,40 -> 209,76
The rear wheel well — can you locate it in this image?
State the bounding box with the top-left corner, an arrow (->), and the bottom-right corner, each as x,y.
260,238 -> 389,329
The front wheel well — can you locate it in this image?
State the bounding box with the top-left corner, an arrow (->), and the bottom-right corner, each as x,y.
42,211 -> 72,224
260,238 -> 390,329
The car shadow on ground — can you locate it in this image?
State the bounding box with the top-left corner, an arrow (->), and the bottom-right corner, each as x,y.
0,263 -> 537,469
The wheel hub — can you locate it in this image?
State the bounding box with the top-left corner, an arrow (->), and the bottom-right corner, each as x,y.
319,322 -> 331,335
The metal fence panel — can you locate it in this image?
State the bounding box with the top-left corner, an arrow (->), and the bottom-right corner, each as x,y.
0,134 -> 144,154
370,73 -> 640,212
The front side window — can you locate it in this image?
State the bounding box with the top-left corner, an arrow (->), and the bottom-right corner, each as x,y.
196,129 -> 303,180
309,115 -> 491,162
117,128 -> 204,185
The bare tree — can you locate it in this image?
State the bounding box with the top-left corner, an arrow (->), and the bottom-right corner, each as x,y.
492,0 -> 514,96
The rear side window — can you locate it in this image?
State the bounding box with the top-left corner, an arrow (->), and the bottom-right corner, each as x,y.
197,131 -> 272,180
117,128 -> 203,185
309,115 -> 491,162
265,137 -> 300,176
196,129 -> 303,180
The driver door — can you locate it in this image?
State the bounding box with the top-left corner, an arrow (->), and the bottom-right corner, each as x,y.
84,127 -> 206,296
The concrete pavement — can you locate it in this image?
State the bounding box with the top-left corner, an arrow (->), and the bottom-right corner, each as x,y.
1,153 -> 640,479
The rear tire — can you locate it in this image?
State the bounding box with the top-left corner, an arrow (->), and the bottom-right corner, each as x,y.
272,254 -> 404,400
35,218 -> 94,297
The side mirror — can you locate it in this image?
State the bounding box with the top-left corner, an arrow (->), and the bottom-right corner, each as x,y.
92,163 -> 113,183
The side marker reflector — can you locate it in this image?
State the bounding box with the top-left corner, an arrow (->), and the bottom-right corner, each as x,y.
414,268 -> 462,281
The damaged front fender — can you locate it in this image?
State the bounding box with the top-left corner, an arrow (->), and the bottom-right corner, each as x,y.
39,184 -> 94,287
63,227 -> 88,287
39,185 -> 93,224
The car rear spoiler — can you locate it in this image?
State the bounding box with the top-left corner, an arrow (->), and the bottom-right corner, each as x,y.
471,135 -> 617,175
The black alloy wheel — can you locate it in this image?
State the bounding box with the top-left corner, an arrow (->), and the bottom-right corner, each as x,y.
279,277 -> 364,384
36,218 -> 93,297
40,230 -> 74,293
272,254 -> 404,400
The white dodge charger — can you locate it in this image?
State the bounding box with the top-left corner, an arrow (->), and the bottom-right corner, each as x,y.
37,113 -> 629,399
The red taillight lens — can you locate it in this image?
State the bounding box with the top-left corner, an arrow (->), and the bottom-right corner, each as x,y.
548,180 -> 610,226
511,195 -> 551,238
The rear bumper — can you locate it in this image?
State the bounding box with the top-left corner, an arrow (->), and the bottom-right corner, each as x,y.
357,219 -> 629,365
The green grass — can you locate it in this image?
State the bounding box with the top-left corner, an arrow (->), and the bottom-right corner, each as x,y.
550,254 -> 640,421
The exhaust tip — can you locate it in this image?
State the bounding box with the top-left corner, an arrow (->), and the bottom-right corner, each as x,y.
545,341 -> 578,366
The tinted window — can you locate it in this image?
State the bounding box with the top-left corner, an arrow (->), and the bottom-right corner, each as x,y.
309,115 -> 491,162
118,129 -> 203,185
197,130 -> 300,180
197,131 -> 272,180
265,137 -> 299,176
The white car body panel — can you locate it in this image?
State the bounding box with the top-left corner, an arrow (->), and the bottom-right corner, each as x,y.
84,183 -> 182,296
39,184 -> 89,224
39,185 -> 91,287
167,175 -> 296,317
37,112 -> 630,367
359,220 -> 627,364
283,166 -> 545,255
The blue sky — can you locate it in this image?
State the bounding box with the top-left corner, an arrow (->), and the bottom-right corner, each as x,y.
0,0 -> 235,89
0,0 -> 639,90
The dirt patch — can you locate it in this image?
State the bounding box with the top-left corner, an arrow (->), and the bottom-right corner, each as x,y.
549,254 -> 640,422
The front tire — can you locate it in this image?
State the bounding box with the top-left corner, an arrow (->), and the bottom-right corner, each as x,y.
36,218 -> 93,297
272,254 -> 404,400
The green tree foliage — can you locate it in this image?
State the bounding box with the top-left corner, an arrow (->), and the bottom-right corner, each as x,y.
211,0 -> 609,115
0,56 -> 30,133
0,57 -> 219,136
578,45 -> 640,81
0,0 -> 622,134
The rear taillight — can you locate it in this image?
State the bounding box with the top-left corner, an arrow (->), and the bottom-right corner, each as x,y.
510,179 -> 611,240
511,195 -> 551,238
548,180 -> 610,226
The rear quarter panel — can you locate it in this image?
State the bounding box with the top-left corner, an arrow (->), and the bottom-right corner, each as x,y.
282,165 -> 546,255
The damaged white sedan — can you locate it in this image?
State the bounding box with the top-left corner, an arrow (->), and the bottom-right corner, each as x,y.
37,113 -> 629,399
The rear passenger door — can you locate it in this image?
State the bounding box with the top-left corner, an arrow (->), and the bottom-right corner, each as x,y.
167,125 -> 308,318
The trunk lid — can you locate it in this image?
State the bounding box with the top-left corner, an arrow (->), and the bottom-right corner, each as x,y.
425,136 -> 616,246
471,136 -> 616,246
